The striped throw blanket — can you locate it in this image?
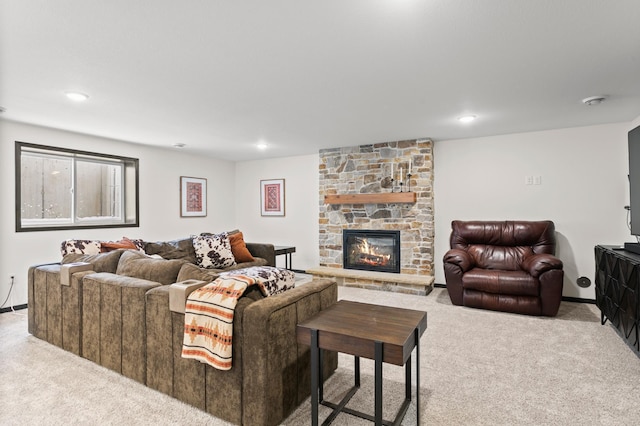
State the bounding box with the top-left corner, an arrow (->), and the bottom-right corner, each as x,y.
182,266 -> 295,370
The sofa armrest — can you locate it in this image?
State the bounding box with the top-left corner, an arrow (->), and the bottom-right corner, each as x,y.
241,278 -> 338,424
169,280 -> 208,313
521,253 -> 563,278
245,242 -> 276,266
60,262 -> 93,286
443,248 -> 474,272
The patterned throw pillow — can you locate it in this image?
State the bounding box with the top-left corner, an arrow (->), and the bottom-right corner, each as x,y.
220,266 -> 295,296
60,239 -> 102,257
192,233 -> 236,269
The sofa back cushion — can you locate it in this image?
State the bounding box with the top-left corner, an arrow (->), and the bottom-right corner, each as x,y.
116,250 -> 187,285
62,249 -> 125,273
450,220 -> 556,270
143,238 -> 196,263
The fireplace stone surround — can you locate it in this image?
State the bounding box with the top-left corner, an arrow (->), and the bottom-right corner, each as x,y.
313,139 -> 434,295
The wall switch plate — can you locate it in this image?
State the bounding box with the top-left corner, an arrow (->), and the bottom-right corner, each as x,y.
533,175 -> 542,185
525,176 -> 533,185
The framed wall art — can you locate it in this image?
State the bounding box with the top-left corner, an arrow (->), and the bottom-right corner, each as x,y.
260,178 -> 285,216
180,176 -> 207,217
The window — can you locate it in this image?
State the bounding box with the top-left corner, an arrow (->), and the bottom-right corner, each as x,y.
15,142 -> 139,232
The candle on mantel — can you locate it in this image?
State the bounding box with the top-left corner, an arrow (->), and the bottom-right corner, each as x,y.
391,162 -> 394,180
409,157 -> 412,173
399,166 -> 403,183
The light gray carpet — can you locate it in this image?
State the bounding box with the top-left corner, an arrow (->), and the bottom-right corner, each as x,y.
1,287 -> 639,425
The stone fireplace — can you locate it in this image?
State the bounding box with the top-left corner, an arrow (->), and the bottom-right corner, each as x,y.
310,139 -> 434,295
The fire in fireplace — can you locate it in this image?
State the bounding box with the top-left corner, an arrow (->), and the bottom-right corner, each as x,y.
343,229 -> 400,273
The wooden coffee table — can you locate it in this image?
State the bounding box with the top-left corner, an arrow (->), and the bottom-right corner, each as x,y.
296,300 -> 427,426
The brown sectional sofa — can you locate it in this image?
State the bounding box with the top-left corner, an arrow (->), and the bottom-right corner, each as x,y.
28,237 -> 338,425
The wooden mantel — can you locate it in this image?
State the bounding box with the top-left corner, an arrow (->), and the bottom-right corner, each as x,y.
324,192 -> 416,204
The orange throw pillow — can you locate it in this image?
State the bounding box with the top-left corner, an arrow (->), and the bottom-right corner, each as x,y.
101,237 -> 139,252
229,232 -> 255,263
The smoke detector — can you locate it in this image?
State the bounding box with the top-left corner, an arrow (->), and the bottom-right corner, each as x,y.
582,96 -> 607,106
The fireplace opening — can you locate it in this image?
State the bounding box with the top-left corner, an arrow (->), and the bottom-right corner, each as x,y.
343,229 -> 400,273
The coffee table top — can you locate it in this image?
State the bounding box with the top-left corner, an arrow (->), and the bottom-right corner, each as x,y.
296,300 -> 427,366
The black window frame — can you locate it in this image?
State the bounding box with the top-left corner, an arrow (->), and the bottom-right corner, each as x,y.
15,141 -> 140,232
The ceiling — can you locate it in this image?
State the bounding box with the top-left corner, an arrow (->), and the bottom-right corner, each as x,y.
1,0 -> 640,162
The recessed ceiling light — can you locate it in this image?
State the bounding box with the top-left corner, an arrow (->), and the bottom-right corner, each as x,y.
257,142 -> 268,150
0,106 -> 6,113
458,115 -> 477,123
582,95 -> 607,106
172,143 -> 186,148
65,91 -> 89,102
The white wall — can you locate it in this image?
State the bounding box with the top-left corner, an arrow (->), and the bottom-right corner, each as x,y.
234,122 -> 636,300
434,122 -> 631,299
0,120 -> 236,307
234,154 -> 319,270
4,119 -> 638,306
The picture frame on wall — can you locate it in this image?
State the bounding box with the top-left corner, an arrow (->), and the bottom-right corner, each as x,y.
260,179 -> 285,216
180,176 -> 207,217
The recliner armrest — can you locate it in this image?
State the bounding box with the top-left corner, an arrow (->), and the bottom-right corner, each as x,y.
443,249 -> 474,272
521,253 -> 563,278
169,279 -> 208,313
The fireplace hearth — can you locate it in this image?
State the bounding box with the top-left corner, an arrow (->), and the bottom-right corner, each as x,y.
343,229 -> 400,274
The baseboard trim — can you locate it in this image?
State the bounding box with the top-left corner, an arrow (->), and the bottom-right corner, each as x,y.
433,283 -> 596,304
562,296 -> 596,304
0,304 -> 28,314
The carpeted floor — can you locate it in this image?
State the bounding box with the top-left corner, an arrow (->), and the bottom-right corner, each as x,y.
1,286 -> 639,425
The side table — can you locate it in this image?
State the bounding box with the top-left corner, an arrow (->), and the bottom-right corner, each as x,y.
296,300 -> 427,425
274,245 -> 296,270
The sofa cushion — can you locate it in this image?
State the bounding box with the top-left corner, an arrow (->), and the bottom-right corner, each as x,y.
224,258 -> 269,270
176,263 -> 220,283
143,237 -> 196,263
61,239 -> 101,256
193,233 -> 236,269
116,250 -> 186,285
62,249 -> 125,273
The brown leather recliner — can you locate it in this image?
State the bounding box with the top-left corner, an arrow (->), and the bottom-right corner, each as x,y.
443,220 -> 564,316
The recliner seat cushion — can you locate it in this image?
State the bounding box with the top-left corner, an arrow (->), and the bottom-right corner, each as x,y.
463,268 -> 539,296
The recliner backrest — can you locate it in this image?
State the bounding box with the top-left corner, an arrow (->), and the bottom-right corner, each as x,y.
450,220 -> 556,270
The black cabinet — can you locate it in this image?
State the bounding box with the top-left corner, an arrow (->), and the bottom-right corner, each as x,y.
594,245 -> 640,353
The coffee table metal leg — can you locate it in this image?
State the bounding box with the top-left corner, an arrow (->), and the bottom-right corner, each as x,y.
405,356 -> 412,400
355,355 -> 360,387
375,341 -> 383,426
415,327 -> 420,426
311,329 -> 319,426
319,349 -> 324,402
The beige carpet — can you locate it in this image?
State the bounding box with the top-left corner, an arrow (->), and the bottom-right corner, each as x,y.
1,287 -> 639,425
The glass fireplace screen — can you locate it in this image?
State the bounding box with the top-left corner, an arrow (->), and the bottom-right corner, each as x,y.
342,229 -> 400,273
